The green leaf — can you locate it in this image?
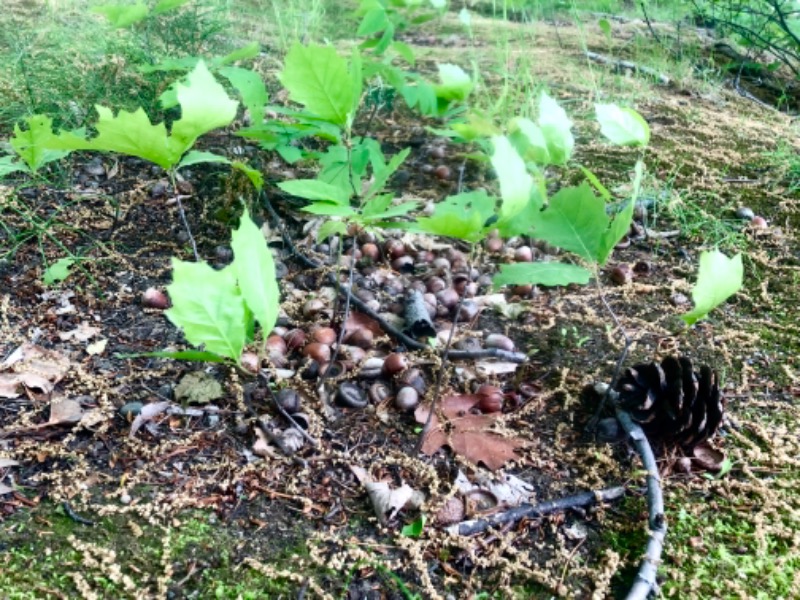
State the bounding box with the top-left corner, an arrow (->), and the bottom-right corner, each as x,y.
219,66 -> 268,127
52,61 -> 236,170
401,514 -> 426,538
350,47 -> 363,118
509,117 -> 550,165
595,104 -> 650,147
538,92 -> 574,165
597,160 -> 644,264
491,135 -> 532,222
218,42 -> 261,66
230,206 -> 280,336
277,179 -> 352,205
365,200 -> 418,221
43,257 -> 75,286
357,7 -> 388,36
92,2 -> 148,27
178,150 -> 230,168
276,145 -> 303,164
413,190 -> 495,242
152,0 -> 191,15
231,161 -> 264,191
302,203 -> 357,217
434,63 -> 473,102
127,350 -> 230,363
366,148 -> 410,199
391,41 -> 415,65
579,166 -> 612,202
279,43 -> 355,126
0,156 -> 28,178
11,115 -> 70,173
493,262 -> 592,288
598,18 -> 612,37
165,259 -> 246,361
170,61 -> 239,153
317,220 -> 348,242
534,184 -> 606,262
681,250 -> 743,325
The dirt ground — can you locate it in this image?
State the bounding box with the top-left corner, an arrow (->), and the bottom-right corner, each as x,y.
2,8 -> 800,600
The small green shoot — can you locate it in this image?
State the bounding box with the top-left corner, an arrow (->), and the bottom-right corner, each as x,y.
401,515 -> 426,538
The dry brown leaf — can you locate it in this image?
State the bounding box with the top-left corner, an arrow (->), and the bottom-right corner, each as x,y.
129,401 -> 171,438
690,441 -> 726,473
0,343 -> 71,398
415,394 -> 529,471
350,465 -> 425,524
58,321 -> 101,342
48,396 -> 84,425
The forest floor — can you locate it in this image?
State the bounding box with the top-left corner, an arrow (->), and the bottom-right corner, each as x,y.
2,4 -> 800,599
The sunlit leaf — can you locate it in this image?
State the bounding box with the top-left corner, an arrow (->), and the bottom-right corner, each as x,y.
491,135 -> 532,222
595,103 -> 650,147
277,179 -> 352,205
534,184 -> 605,261
165,259 -> 246,361
538,92 -> 574,165
434,63 -> 473,102
681,250 -> 743,325
279,43 -> 355,126
413,190 -> 495,242
219,66 -> 269,126
493,262 -> 592,288
92,2 -> 148,27
10,115 -> 70,173
230,206 -> 280,337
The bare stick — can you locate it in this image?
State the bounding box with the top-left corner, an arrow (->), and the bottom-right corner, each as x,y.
616,407 -> 666,600
446,486 -> 626,536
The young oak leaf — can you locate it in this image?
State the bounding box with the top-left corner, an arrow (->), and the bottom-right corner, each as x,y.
491,135 -> 532,223
415,394 -> 528,471
10,115 -> 71,174
279,43 -> 355,127
681,250 -> 743,325
165,259 -> 246,361
51,61 -> 237,170
412,190 -> 495,243
230,207 -> 280,337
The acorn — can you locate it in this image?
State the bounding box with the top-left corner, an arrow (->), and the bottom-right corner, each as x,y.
610,264 -> 633,286
383,353 -> 408,376
485,333 -> 515,352
514,246 -> 533,262
436,288 -> 460,309
346,328 -> 374,349
395,386 -> 420,411
266,334 -> 287,355
142,287 -> 169,309
361,243 -> 380,262
391,256 -> 415,273
385,239 -> 406,259
399,368 -> 426,395
303,342 -> 331,364
485,236 -> 504,253
434,165 -> 451,180
240,351 -> 260,374
303,298 -> 327,318
312,326 -> 337,345
456,300 -> 480,321
750,215 -> 768,229
284,328 -> 306,351
476,385 -> 504,413
426,276 -> 447,294
359,357 -> 385,378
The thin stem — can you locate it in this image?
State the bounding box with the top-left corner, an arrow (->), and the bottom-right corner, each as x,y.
168,170 -> 199,262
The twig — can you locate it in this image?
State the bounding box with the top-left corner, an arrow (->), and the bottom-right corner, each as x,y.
413,284 -> 466,456
170,193 -> 199,262
615,407 -> 666,600
62,501 -> 95,526
638,1 -> 663,47
584,51 -> 671,85
445,486 -> 626,536
320,235 -> 358,383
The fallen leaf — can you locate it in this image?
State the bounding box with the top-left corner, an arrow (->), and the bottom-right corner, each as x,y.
0,344 -> 71,398
129,401 -> 171,437
691,441 -> 727,473
350,465 -> 425,524
415,394 -> 529,470
86,339 -> 108,355
58,321 -> 101,342
48,396 -> 84,425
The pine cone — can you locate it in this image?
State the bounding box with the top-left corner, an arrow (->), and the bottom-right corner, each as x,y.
615,356 -> 725,448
